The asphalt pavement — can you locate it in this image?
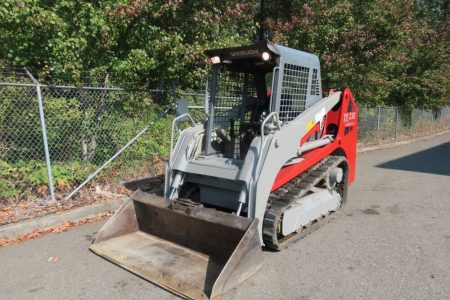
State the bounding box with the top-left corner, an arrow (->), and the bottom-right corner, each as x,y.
1,132 -> 449,300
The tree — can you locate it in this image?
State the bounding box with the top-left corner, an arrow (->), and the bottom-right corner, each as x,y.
263,0 -> 449,108
0,0 -> 448,107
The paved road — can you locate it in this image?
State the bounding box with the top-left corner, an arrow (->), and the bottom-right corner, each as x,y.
1,133 -> 449,300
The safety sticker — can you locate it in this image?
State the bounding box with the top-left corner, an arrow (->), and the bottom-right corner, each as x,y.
306,120 -> 315,130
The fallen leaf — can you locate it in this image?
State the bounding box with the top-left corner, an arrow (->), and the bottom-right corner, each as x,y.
0,211 -> 111,248
118,186 -> 126,194
0,211 -> 14,218
48,256 -> 61,262
57,179 -> 66,189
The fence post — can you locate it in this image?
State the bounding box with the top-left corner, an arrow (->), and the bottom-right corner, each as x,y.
430,109 -> 433,132
377,106 -> 381,139
395,107 -> 398,139
25,69 -> 56,202
422,108 -> 425,132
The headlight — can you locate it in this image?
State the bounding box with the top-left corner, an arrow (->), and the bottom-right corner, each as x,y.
262,52 -> 270,61
210,56 -> 221,64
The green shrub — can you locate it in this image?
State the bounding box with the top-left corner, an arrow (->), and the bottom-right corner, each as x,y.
0,160 -> 95,201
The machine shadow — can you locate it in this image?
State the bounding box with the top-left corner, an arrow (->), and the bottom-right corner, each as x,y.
376,142 -> 450,176
123,176 -> 165,192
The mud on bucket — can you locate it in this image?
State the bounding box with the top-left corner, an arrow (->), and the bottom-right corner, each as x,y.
90,190 -> 262,300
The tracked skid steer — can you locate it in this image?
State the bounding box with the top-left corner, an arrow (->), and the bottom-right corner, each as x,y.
90,41 -> 358,299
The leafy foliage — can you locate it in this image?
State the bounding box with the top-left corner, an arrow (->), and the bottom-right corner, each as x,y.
0,0 -> 256,86
264,0 -> 449,109
0,160 -> 95,200
1,1 -> 447,107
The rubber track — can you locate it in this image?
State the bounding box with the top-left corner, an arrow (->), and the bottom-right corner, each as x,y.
262,156 -> 345,250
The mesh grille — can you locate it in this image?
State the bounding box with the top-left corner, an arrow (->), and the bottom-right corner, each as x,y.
279,63 -> 309,123
211,69 -> 255,159
311,69 -> 320,96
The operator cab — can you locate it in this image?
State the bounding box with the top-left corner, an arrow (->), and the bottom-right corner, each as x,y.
203,41 -> 322,160
203,42 -> 276,159
169,42 -> 324,212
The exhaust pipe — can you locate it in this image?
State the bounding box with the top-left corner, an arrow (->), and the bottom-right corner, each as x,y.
90,190 -> 262,299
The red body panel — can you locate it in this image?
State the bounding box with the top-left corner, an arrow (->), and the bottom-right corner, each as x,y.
271,88 -> 358,191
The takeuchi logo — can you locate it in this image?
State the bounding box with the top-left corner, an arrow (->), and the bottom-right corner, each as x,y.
230,49 -> 258,57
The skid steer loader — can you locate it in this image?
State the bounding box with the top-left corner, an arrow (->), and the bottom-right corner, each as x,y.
90,41 -> 358,299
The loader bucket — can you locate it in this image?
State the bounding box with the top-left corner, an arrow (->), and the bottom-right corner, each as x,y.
90,190 -> 262,300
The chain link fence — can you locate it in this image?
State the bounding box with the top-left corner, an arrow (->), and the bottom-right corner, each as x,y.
1,68 -> 450,204
358,106 -> 450,145
0,68 -> 174,204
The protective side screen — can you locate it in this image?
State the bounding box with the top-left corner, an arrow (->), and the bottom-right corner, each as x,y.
311,69 -> 320,96
279,63 -> 309,123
